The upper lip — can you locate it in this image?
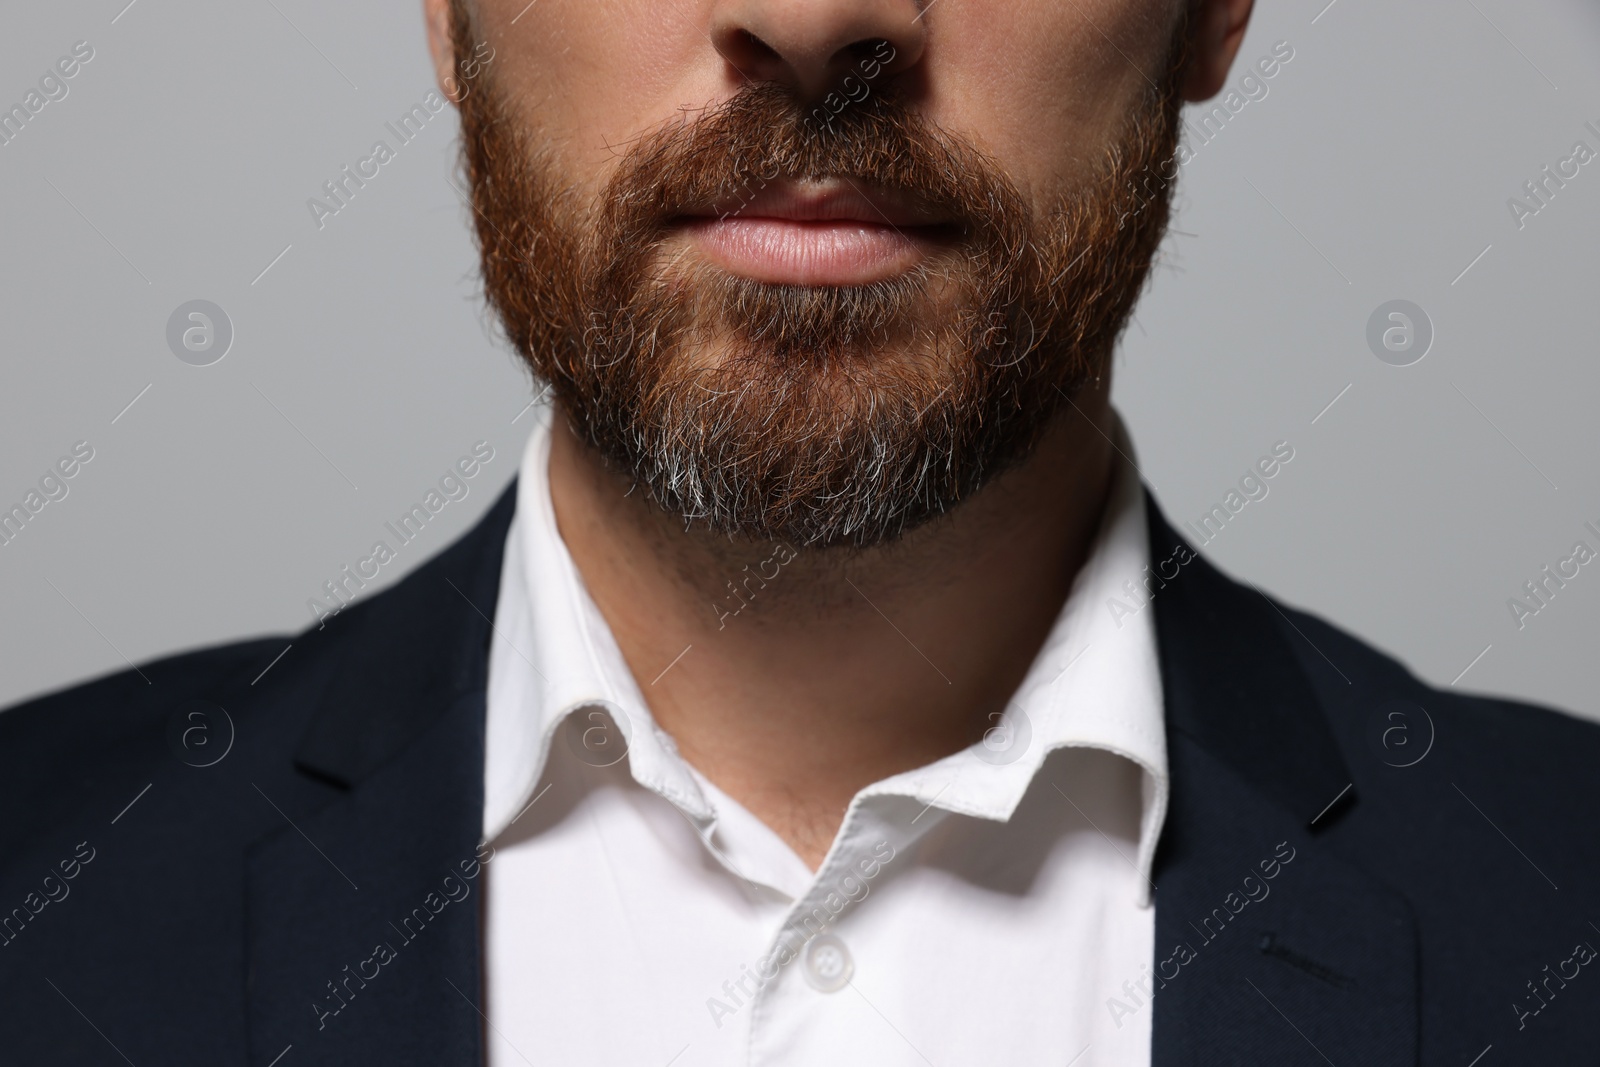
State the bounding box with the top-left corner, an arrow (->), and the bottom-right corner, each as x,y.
684,178 -> 951,228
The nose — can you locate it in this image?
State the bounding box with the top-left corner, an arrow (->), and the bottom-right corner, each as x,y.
710,0 -> 927,102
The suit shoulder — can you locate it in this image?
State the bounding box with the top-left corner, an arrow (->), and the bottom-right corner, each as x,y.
0,635 -> 289,752
1270,596 -> 1600,766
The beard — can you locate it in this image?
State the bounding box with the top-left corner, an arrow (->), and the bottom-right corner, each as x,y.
452,6 -> 1189,548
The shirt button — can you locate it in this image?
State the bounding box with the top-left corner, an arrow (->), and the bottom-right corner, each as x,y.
802,933 -> 854,993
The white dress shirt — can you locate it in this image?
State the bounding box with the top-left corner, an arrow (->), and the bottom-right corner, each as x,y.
481,404 -> 1169,1066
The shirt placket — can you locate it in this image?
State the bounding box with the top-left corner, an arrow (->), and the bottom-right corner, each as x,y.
741,792 -> 951,1062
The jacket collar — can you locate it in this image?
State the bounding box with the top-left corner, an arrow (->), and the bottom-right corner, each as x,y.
244,482 -> 516,1067
1143,492 -> 1357,831
291,481 -> 517,787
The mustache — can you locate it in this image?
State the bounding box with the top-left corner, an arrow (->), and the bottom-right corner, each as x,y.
594,82 -> 1028,255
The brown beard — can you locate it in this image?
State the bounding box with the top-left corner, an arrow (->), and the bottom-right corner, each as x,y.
452,4 -> 1189,547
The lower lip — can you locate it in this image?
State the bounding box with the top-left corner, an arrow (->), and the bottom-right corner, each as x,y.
678,217 -> 941,286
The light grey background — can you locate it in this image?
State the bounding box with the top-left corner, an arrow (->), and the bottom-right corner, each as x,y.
2,0 -> 1597,721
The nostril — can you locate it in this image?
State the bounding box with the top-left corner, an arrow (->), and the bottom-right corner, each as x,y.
711,2 -> 926,97
713,26 -> 786,81
844,38 -> 892,65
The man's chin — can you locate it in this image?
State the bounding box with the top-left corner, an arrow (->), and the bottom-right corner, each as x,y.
641,327 -> 971,415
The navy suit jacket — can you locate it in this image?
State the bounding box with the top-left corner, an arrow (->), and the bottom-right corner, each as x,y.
2,481 -> 1597,1065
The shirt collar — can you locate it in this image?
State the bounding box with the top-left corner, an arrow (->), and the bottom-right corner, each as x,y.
484,405 -> 1168,902
854,411 -> 1168,902
482,405 -> 713,844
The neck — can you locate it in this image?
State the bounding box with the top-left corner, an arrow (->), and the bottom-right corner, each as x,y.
546,385 -> 1118,868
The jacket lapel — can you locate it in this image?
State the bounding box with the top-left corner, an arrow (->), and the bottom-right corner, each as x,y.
1144,495 -> 1419,1065
243,484 -> 516,1067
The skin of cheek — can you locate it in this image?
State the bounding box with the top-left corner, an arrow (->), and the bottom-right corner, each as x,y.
480,0 -> 738,203
471,0 -> 1183,214
916,0 -> 1180,205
